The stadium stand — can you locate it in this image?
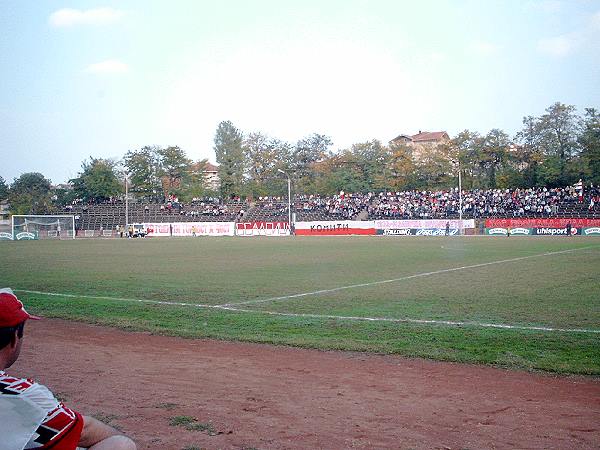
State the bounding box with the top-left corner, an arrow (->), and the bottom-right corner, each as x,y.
365,185 -> 600,220
243,197 -> 287,222
51,183 -> 599,232
59,198 -> 247,231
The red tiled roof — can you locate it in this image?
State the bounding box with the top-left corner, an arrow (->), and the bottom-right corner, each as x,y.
411,131 -> 449,142
204,162 -> 219,172
390,134 -> 413,143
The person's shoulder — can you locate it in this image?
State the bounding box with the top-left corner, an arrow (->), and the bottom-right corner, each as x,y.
0,371 -> 60,410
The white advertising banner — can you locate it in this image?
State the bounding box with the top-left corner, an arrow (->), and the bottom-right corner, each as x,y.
142,223 -> 172,237
173,222 -> 235,236
375,219 -> 475,230
295,221 -> 376,235
236,221 -> 290,236
143,222 -> 235,237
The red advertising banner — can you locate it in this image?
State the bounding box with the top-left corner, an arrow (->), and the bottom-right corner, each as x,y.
485,218 -> 600,228
294,221 -> 376,236
236,221 -> 290,236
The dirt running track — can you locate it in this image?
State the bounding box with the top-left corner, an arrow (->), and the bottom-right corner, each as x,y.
12,319 -> 600,449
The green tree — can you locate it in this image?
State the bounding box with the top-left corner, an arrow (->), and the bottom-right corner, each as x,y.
579,108 -> 600,185
0,176 -> 8,201
292,133 -> 332,193
347,140 -> 390,191
314,150 -> 369,195
451,130 -> 485,189
123,146 -> 163,200
8,172 -> 53,214
480,129 -> 511,188
388,143 -> 417,191
414,142 -> 454,189
214,121 -> 245,198
184,159 -> 209,201
51,185 -> 77,207
244,133 -> 292,197
515,116 -> 545,187
538,102 -> 580,186
70,158 -> 122,202
158,146 -> 192,198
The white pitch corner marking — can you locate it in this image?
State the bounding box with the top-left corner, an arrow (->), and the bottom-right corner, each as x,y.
221,245 -> 599,307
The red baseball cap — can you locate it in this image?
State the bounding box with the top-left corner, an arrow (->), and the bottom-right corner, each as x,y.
0,288 -> 40,328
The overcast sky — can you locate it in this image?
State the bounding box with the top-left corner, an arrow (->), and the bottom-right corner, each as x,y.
1,0 -> 599,184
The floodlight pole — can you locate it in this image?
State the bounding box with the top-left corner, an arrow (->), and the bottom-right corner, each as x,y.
458,160 -> 463,235
278,169 -> 292,235
125,173 -> 129,230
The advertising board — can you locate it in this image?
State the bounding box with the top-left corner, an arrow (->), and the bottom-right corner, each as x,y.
485,218 -> 600,228
375,219 -> 475,230
141,223 -> 172,237
485,227 -> 532,236
236,221 -> 290,236
14,232 -> 38,240
171,222 -> 235,236
141,222 -> 235,237
485,227 -> 586,236
533,227 -> 580,236
294,221 -> 376,236
381,228 -> 459,236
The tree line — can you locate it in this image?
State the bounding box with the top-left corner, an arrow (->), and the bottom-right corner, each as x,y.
1,101 -> 598,214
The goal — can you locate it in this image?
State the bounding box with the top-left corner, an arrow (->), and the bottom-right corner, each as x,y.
11,215 -> 76,240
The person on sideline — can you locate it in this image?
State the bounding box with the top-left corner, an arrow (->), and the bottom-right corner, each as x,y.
0,288 -> 136,450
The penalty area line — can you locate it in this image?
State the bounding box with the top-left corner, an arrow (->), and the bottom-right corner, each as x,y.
220,245 -> 600,307
218,306 -> 600,334
12,288 -> 600,334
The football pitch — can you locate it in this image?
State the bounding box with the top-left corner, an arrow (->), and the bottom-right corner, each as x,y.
1,236 -> 599,375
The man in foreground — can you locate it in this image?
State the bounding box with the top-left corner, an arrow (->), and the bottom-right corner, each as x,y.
0,288 -> 136,450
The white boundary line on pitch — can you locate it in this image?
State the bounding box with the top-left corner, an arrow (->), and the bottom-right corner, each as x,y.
13,244 -> 600,335
14,290 -> 220,309
218,306 -> 600,334
13,288 -> 600,334
220,245 -> 600,307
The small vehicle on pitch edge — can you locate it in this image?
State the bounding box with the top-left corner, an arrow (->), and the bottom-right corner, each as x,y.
132,223 -> 148,238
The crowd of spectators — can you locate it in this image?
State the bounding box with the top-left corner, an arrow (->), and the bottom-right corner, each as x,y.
253,196 -> 287,216
295,182 -> 599,220
177,197 -> 232,217
56,182 -> 599,223
295,192 -> 370,219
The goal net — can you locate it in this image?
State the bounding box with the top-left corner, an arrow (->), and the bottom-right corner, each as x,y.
11,215 -> 75,240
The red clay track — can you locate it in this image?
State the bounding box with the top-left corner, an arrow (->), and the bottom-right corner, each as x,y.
13,319 -> 600,449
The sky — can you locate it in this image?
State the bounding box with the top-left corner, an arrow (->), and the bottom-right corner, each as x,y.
1,0 -> 599,185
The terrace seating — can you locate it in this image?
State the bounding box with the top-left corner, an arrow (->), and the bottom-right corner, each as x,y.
244,200 -> 288,222
46,183 -> 600,231
56,199 -> 247,230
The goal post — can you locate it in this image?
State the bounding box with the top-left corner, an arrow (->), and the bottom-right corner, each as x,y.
11,215 -> 76,240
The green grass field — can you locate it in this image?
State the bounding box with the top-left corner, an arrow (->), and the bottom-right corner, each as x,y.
1,236 -> 599,375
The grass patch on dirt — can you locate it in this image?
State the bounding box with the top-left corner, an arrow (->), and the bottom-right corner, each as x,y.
169,416 -> 217,434
92,412 -> 123,431
155,402 -> 179,410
